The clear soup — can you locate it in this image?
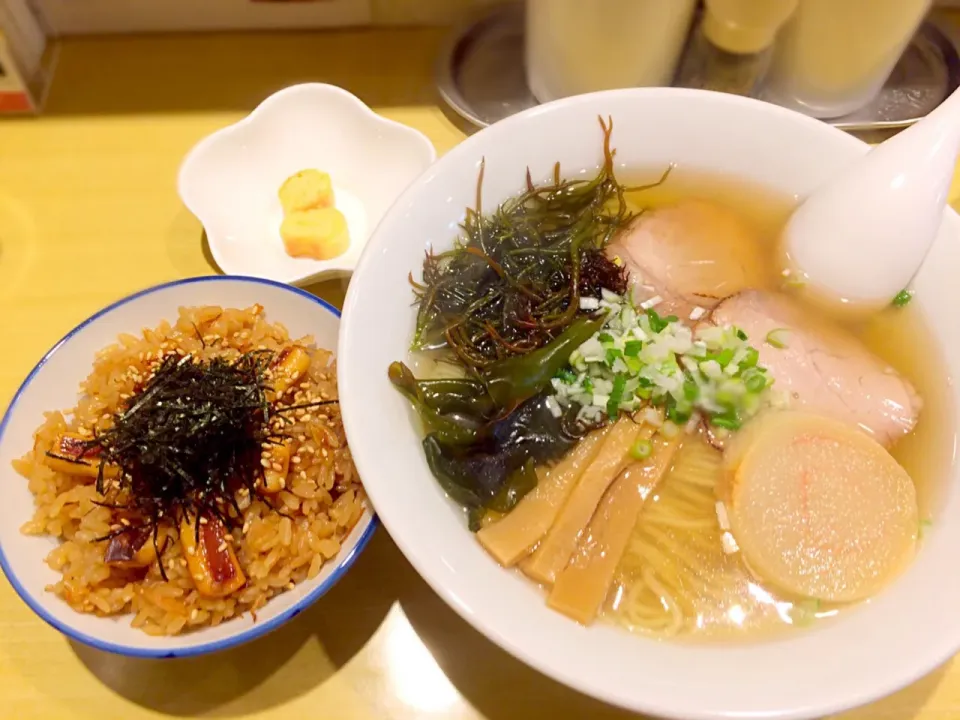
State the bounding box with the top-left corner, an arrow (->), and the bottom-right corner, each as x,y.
602,169 -> 954,641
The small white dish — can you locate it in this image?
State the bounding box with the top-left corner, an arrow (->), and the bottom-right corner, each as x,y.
339,88 -> 960,719
0,275 -> 376,657
178,84 -> 436,286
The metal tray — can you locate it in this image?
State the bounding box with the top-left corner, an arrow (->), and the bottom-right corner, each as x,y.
437,5 -> 960,133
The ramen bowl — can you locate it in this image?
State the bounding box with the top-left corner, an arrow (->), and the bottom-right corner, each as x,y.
338,88 -> 960,719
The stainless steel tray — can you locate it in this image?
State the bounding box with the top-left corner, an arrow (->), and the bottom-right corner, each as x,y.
437,5 -> 960,133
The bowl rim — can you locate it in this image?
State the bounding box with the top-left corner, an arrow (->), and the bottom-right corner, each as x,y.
339,86 -> 960,719
176,82 -> 438,287
0,274 -> 378,658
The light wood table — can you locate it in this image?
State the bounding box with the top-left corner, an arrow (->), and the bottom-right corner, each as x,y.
1,27 -> 959,720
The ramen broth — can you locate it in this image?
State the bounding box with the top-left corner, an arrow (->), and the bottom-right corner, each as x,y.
403,164 -> 953,642
600,169 -> 954,640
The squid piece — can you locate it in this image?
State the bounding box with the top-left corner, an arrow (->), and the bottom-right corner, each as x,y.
179,515 -> 246,597
258,440 -> 293,495
44,432 -> 119,480
104,527 -> 157,569
271,345 -> 311,396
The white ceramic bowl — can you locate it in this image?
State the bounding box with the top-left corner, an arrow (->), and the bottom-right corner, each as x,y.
339,88 -> 960,719
0,276 -> 375,657
178,84 -> 436,286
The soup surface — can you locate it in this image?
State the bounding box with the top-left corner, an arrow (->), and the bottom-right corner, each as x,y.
602,169 -> 953,640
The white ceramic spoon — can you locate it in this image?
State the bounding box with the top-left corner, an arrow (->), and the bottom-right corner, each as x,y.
782,86 -> 960,310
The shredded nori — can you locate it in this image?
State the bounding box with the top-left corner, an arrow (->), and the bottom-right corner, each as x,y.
83,350 -> 332,578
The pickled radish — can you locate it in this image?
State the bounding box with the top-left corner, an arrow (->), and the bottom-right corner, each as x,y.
721,411 -> 918,603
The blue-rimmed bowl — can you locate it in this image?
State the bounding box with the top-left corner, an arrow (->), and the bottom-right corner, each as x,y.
0,275 -> 375,657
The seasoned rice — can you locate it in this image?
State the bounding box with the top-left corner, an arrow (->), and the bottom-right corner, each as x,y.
15,304 -> 365,636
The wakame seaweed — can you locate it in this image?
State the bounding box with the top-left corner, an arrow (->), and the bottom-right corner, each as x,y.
410,116 -> 633,370
423,392 -> 586,530
393,118 -> 666,530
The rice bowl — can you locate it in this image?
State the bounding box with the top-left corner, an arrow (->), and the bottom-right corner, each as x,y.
0,275 -> 375,657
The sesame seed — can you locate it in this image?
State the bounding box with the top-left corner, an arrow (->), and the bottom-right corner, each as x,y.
120,518 -> 130,526
199,516 -> 208,525
260,458 -> 270,468
292,456 -> 301,464
301,414 -> 312,423
286,582 -> 295,591
271,462 -> 282,472
217,541 -> 228,552
190,608 -> 199,620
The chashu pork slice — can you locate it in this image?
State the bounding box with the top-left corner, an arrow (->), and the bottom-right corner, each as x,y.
712,290 -> 921,446
606,199 -> 770,320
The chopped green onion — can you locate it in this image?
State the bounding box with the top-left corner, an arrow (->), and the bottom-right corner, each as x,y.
741,347 -> 759,369
716,348 -> 735,368
766,328 -> 790,349
556,368 -> 577,384
715,385 -> 741,408
646,309 -> 668,333
711,413 -> 741,430
745,373 -> 766,393
630,437 -> 652,460
667,404 -> 690,424
551,289 -> 771,430
789,598 -> 821,627
892,289 -> 913,308
608,375 -> 626,418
